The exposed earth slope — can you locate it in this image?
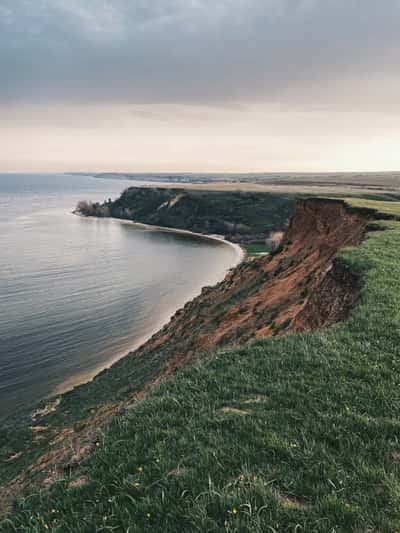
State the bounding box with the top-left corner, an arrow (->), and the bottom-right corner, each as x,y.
132,198 -> 370,376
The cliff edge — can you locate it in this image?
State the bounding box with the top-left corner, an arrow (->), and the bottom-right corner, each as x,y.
126,199 -> 373,378
0,197 -> 384,519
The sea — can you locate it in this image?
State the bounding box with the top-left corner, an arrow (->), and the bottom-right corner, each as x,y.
0,173 -> 239,418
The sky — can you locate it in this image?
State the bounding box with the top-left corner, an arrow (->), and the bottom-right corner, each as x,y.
1,0 -> 399,173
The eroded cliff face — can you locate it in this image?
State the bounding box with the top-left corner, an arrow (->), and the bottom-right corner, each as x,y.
131,199 -> 372,376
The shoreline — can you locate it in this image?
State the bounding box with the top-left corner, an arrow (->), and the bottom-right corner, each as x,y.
112,216 -> 246,262
74,211 -> 245,262
53,214 -> 244,396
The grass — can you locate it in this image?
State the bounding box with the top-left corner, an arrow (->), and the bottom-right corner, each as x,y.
244,243 -> 272,256
2,199 -> 400,531
340,197 -> 400,217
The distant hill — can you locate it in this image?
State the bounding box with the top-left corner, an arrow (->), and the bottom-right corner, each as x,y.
76,187 -> 298,244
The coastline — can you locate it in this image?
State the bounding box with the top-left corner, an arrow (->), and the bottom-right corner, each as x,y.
53,213 -> 244,396
74,211 -> 245,262
112,216 -> 246,263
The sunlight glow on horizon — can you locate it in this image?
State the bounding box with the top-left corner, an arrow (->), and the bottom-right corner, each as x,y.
2,104 -> 399,173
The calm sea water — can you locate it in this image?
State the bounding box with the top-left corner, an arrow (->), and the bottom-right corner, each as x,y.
0,174 -> 238,418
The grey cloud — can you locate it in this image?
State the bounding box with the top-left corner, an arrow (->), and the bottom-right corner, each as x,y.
1,0 -> 399,108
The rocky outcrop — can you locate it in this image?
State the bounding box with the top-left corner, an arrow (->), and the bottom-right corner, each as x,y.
292,258 -> 360,332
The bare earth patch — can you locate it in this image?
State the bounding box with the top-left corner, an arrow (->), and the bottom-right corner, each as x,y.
167,466 -> 189,477
68,475 -> 90,489
242,395 -> 268,404
31,398 -> 61,421
275,491 -> 311,511
220,407 -> 250,416
30,425 -> 48,433
6,452 -> 23,462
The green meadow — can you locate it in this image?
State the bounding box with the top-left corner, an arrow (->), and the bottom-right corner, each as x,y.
243,243 -> 272,256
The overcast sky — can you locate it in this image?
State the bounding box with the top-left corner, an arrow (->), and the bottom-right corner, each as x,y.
1,0 -> 399,172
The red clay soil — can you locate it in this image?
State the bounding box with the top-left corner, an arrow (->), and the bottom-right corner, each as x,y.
132,198 -> 373,374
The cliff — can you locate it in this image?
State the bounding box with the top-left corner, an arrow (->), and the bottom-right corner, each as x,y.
0,197 -> 387,520
126,199 -> 373,379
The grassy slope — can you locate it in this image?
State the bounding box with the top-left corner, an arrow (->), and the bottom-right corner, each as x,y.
3,200 -> 400,532
340,197 -> 400,217
243,243 -> 272,256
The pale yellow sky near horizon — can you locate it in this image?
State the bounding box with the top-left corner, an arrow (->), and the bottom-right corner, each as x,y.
1,103 -> 399,173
